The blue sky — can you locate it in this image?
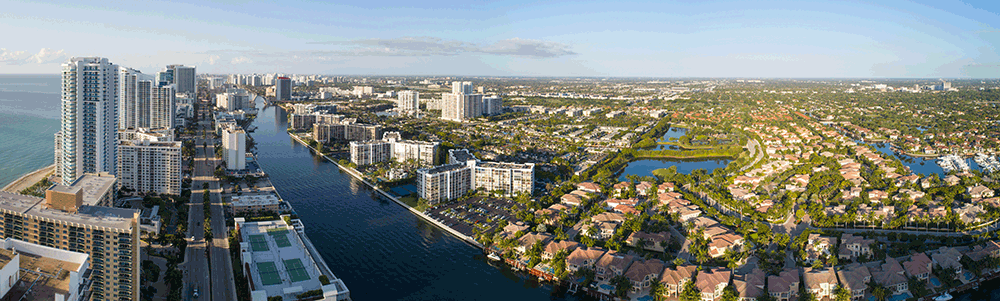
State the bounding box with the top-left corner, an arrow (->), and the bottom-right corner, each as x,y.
1,0 -> 998,77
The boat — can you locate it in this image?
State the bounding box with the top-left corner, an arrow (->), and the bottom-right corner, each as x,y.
487,253 -> 501,261
934,292 -> 953,301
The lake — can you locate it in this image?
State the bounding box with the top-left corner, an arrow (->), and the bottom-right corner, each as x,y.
617,158 -> 731,181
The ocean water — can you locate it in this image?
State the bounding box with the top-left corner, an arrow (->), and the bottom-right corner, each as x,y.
0,75 -> 61,187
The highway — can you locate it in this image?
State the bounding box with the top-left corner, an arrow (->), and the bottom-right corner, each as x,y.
182,101 -> 236,301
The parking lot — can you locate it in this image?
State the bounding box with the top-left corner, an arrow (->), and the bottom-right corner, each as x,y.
426,196 -> 526,236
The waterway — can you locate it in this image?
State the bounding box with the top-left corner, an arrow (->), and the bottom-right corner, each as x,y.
247,99 -> 580,300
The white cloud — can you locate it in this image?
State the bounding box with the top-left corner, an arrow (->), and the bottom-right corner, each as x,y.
231,56 -> 253,64
0,48 -> 31,65
208,55 -> 220,65
27,48 -> 68,64
308,36 -> 577,58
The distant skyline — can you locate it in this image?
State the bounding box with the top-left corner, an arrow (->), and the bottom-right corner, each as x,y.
2,0 -> 999,77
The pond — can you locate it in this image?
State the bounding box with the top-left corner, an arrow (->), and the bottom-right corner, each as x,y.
658,127 -> 687,142
618,158 -> 732,181
865,142 -> 986,176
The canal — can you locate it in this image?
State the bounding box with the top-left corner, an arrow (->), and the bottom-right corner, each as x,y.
247,100 -> 580,300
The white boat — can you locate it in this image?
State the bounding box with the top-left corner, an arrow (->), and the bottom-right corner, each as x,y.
487,253 -> 501,261
933,292 -> 953,301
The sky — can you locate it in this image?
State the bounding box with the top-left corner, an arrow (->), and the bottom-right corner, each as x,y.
1,0 -> 999,77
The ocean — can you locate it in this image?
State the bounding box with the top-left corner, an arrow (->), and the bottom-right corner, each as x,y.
0,75 -> 61,187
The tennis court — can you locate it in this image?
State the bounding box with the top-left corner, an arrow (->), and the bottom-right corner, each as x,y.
268,229 -> 292,248
249,234 -> 269,252
283,259 -> 310,282
256,261 -> 282,285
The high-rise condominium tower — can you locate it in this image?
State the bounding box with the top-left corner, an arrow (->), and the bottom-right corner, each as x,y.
58,57 -> 119,185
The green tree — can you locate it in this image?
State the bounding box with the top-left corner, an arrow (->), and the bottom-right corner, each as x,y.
835,286 -> 851,301
650,281 -> 666,301
680,280 -> 701,301
720,285 -> 739,301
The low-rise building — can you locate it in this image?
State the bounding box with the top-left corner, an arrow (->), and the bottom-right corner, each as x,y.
697,268 -> 731,301
594,251 -> 636,282
624,259 -> 664,292
768,268 -> 799,301
231,194 -> 282,215
837,263 -> 871,301
660,265 -> 699,298
802,267 -> 837,300
0,238 -> 91,301
626,231 -> 671,252
566,247 -> 607,273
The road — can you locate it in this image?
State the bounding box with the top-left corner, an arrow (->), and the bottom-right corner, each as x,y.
182,101 -> 236,301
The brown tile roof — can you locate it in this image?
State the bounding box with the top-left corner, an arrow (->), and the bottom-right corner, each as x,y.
802,267 -> 837,290
596,251 -> 637,275
836,263 -> 871,292
566,247 -> 607,268
696,268 -> 731,294
624,259 -> 665,283
517,232 -> 554,249
659,264 -> 699,285
544,240 -> 582,257
903,252 -> 931,277
768,268 -> 800,294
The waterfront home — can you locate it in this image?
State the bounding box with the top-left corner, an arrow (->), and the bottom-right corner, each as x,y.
566,247 -> 607,272
626,231 -> 671,252
515,232 -> 553,254
636,181 -> 654,196
613,182 -> 631,197
577,182 -> 602,194
873,257 -> 908,295
944,175 -> 961,186
660,264 -> 699,298
697,268 -> 732,301
624,258 -> 664,292
768,268 -> 799,301
839,234 -> 875,260
658,182 -> 676,193
594,251 -> 637,282
500,222 -> 529,239
895,188 -> 926,201
733,268 -> 765,301
802,267 -> 837,300
931,247 -> 964,275
837,263 -> 872,301
903,252 -> 932,280
968,185 -> 995,199
543,240 -> 582,260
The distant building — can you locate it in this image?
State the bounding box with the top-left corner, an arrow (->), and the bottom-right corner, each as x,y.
482,95 -> 503,116
216,89 -> 252,111
397,90 -> 420,111
349,141 -> 391,166
447,149 -> 534,196
441,81 -> 484,121
276,77 -> 292,101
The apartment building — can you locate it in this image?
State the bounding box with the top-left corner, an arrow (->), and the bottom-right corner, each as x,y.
416,164 -> 472,203
348,141 -> 391,166
117,139 -> 182,195
223,125 -> 247,170
0,174 -> 140,301
397,90 -> 419,111
473,161 -> 535,196
59,57 -> 120,185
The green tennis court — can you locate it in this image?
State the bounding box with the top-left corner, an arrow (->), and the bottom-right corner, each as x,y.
269,229 -> 292,248
256,261 -> 282,285
284,259 -> 310,282
249,234 -> 269,251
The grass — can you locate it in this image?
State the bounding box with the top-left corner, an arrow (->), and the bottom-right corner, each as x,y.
399,196 -> 419,208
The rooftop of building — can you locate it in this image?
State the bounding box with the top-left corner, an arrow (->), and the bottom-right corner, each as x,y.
231,194 -> 281,206
0,191 -> 137,230
2,238 -> 89,301
449,149 -> 478,163
237,218 -> 337,298
419,163 -> 469,175
475,161 -> 535,170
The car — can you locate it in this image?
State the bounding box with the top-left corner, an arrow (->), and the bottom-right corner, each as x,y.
193,288 -> 200,298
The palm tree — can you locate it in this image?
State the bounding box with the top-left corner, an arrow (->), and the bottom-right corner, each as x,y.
649,281 -> 665,301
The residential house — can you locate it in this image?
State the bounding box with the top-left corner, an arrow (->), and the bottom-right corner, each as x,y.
931,247 -> 964,276
733,269 -> 766,301
805,234 -> 837,264
697,268 -> 732,301
577,182 -> 602,194
625,259 -> 665,292
543,240 -> 582,260
658,182 -> 676,193
515,232 -> 553,254
873,257 -> 908,295
839,234 -> 875,260
613,181 -> 631,197
626,231 -> 672,252
969,185 -> 995,199
903,252 -> 932,281
594,251 -> 637,282
802,267 -> 838,300
660,265 -> 699,298
636,181 -> 654,196
566,247 -> 607,272
768,268 -> 799,301
837,263 -> 871,301
709,233 -> 745,258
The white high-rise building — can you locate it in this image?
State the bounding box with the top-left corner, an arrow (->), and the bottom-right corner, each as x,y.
118,139 -> 182,195
441,93 -> 483,121
348,141 -> 391,166
223,126 -> 247,170
397,90 -> 420,111
150,84 -> 176,129
416,164 -> 472,203
59,57 -> 120,185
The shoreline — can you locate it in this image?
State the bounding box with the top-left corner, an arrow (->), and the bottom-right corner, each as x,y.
286,133 -> 485,249
2,164 -> 54,193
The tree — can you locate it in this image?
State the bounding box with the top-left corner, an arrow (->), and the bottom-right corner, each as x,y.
650,281 -> 666,301
611,275 -> 632,298
680,280 -> 701,301
720,285 -> 739,301
834,286 -> 851,301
